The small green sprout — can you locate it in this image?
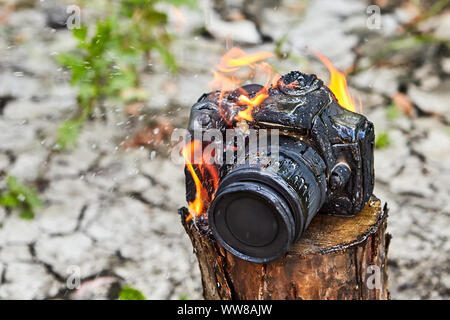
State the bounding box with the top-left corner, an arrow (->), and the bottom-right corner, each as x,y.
0,176 -> 42,220
119,286 -> 146,300
375,132 -> 391,149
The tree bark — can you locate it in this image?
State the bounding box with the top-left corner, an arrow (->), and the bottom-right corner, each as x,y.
180,196 -> 390,300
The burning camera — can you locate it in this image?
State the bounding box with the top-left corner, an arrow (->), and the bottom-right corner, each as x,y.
185,71 -> 374,263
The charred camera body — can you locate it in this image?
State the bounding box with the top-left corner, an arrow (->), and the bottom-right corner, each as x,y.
185,71 -> 375,263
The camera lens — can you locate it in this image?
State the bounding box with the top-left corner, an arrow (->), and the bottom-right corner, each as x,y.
208,137 -> 327,263
209,180 -> 295,262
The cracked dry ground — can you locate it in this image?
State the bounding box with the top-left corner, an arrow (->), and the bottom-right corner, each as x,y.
1,0 -> 450,299
0,107 -> 201,299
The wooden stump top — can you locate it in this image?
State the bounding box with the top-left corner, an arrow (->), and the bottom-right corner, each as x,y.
292,197 -> 386,256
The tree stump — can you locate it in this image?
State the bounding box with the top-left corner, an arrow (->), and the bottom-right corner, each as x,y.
180,196 -> 390,300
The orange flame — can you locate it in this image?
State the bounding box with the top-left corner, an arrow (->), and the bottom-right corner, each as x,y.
211,71 -> 241,92
236,89 -> 269,121
181,140 -> 219,221
315,52 -> 357,113
210,47 -> 279,122
215,48 -> 275,73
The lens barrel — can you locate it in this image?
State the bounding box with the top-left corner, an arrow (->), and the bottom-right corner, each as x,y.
208,137 -> 327,263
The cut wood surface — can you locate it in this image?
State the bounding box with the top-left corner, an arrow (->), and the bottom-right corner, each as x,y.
181,196 -> 390,300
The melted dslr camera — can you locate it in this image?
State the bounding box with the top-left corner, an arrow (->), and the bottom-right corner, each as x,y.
186,71 -> 374,263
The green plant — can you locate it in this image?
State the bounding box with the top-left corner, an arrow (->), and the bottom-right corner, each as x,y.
57,0 -> 196,149
386,103 -> 401,120
119,286 -> 146,300
56,118 -> 84,150
375,132 -> 391,149
119,0 -> 189,73
179,294 -> 189,300
0,176 -> 42,220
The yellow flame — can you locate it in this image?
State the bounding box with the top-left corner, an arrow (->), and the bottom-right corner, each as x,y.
315,52 -> 356,113
181,141 -> 203,220
215,47 -> 275,73
210,47 -> 278,123
237,91 -> 269,122
181,140 -> 219,221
